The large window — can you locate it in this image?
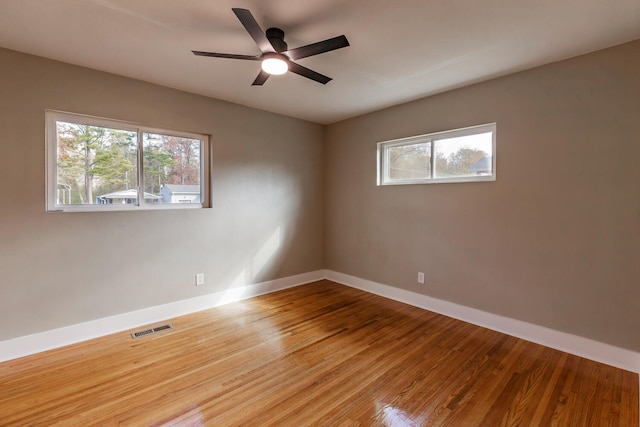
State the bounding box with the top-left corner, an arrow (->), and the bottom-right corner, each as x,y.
377,123 -> 496,185
46,111 -> 210,212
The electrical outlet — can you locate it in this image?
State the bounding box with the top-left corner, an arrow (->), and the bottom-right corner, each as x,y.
417,272 -> 425,284
196,273 -> 205,286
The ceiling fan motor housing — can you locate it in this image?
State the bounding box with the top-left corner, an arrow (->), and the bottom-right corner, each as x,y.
266,28 -> 287,53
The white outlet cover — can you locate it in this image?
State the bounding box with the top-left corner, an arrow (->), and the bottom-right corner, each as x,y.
196,273 -> 205,286
417,272 -> 425,284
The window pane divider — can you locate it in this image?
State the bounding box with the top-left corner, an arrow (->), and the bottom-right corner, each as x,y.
136,130 -> 144,207
429,137 -> 435,179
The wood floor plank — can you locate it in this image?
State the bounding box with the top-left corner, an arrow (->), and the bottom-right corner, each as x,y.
0,280 -> 637,426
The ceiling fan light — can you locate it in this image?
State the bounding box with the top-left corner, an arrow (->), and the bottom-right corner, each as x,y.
262,57 -> 288,75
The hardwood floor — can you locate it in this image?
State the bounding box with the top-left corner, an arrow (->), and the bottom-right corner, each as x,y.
0,280 -> 637,426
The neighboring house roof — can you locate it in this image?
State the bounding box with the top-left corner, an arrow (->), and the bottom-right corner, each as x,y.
469,156 -> 492,173
97,189 -> 162,199
162,184 -> 200,194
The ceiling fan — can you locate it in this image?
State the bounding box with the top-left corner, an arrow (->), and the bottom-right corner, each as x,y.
192,8 -> 349,86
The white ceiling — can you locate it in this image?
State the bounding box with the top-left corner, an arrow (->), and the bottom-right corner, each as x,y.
1,0 -> 639,124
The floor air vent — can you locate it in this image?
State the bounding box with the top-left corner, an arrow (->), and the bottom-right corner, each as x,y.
131,323 -> 173,339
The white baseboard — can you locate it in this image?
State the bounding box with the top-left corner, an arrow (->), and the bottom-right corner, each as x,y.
326,270 -> 640,374
4,269 -> 640,375
0,270 -> 325,363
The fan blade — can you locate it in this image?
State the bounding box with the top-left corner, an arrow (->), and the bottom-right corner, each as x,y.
288,62 -> 332,84
252,70 -> 270,86
192,51 -> 260,60
284,35 -> 349,60
232,8 -> 275,53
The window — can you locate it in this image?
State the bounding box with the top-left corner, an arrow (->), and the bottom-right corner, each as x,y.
46,111 -> 210,212
377,123 -> 496,185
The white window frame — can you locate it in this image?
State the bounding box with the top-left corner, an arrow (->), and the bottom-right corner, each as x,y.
377,123 -> 496,186
45,110 -> 211,212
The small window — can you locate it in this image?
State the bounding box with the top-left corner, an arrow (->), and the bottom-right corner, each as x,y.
46,111 -> 210,212
377,123 -> 496,185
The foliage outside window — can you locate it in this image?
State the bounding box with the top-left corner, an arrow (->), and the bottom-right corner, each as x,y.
377,123 -> 496,185
46,111 -> 209,212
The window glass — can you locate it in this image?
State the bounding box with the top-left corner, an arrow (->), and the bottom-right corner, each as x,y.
434,132 -> 493,179
142,133 -> 202,205
388,142 -> 431,181
56,122 -> 137,205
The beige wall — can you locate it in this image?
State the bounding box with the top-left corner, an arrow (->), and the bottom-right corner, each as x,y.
325,40 -> 640,351
2,40 -> 639,353
0,48 -> 324,340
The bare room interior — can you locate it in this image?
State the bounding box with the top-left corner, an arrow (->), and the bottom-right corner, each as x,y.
1,0 -> 639,425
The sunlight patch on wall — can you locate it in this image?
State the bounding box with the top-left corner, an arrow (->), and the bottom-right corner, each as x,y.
252,226 -> 282,279
219,270 -> 249,305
